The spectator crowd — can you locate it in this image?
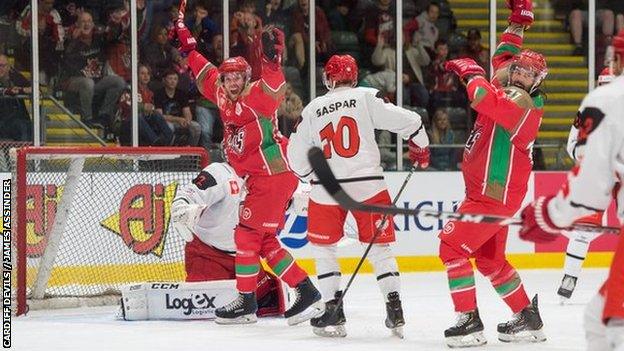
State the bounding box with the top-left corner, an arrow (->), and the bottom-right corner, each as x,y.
0,0 -> 504,170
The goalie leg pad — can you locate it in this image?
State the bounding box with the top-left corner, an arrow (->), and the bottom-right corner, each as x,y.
256,269 -> 289,317
184,239 -> 235,282
368,244 -> 400,301
313,244 -> 342,302
120,281 -> 238,320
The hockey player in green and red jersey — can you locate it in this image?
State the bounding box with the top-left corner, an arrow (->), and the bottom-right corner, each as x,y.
437,0 -> 549,347
169,12 -> 323,325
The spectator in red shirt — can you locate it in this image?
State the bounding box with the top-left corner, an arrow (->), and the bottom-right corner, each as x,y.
362,0 -> 394,69
428,39 -> 466,111
15,0 -> 65,83
289,0 -> 333,70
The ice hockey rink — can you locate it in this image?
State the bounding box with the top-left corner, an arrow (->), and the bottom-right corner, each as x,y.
12,268 -> 607,351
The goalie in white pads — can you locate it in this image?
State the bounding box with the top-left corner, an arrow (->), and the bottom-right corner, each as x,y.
120,162 -> 287,321
558,66 -> 617,301
287,54 -> 430,338
519,29 -> 624,351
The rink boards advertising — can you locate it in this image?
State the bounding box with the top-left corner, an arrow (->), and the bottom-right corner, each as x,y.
1,171 -> 618,290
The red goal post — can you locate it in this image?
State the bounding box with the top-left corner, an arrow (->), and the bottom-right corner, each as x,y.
11,146 -> 209,316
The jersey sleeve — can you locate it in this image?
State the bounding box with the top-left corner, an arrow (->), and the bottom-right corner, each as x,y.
548,100 -> 624,228
248,58 -> 286,117
172,164 -> 228,210
364,89 -> 423,139
286,109 -> 315,180
188,50 -> 220,104
466,76 -> 542,148
491,31 -> 523,71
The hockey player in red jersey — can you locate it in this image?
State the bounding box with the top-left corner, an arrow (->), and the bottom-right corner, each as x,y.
170,17 -> 323,325
520,29 -> 624,351
287,54 -> 430,338
437,0 -> 548,347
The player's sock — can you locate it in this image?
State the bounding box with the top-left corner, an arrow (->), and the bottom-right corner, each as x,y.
489,263 -> 530,313
369,244 -> 400,302
266,248 -> 308,288
444,257 -> 477,312
235,256 -> 260,293
564,230 -> 592,278
313,244 -> 342,302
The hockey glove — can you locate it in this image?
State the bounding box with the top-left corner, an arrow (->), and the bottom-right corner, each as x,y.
508,0 -> 534,29
169,19 -> 197,56
261,27 -> 285,63
519,196 -> 566,243
170,201 -> 205,242
444,58 -> 486,82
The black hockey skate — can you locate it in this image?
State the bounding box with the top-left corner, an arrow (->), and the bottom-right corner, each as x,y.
284,277 -> 324,326
311,291 -> 347,338
444,309 -> 487,348
557,274 -> 578,302
215,292 -> 258,325
497,295 -> 546,343
385,292 -> 405,339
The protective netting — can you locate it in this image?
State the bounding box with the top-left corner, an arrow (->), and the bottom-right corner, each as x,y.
11,147 -> 207,313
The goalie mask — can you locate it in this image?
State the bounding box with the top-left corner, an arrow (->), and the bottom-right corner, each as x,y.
507,49 -> 547,94
323,54 -> 358,90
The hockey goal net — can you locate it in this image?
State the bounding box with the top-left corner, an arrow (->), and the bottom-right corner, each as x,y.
10,147 -> 209,315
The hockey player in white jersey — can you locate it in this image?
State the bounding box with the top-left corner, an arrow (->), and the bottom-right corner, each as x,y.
519,29 -> 624,351
557,66 -> 617,301
170,162 -> 287,321
287,54 -> 430,338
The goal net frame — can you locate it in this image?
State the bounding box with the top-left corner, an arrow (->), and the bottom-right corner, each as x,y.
11,146 -> 209,316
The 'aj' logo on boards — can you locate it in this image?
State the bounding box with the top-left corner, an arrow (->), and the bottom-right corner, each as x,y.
26,185 -> 63,257
100,183 -> 177,257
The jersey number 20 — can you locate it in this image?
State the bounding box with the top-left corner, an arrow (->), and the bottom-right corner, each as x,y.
319,116 -> 360,158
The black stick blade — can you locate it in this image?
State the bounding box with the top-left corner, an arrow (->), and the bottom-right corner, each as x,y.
307,147 -> 361,211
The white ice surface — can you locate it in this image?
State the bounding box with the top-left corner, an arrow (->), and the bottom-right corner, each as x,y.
12,269 -> 607,351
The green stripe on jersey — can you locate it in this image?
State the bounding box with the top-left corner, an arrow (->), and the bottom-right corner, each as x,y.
494,43 -> 521,57
485,125 -> 512,201
259,118 -> 288,174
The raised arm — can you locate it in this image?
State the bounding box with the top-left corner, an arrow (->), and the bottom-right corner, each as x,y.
492,0 -> 534,70
170,16 -> 220,103
249,28 -> 287,116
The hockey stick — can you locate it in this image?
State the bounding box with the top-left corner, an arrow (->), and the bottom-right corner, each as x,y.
307,147 -> 621,235
330,166 -> 415,320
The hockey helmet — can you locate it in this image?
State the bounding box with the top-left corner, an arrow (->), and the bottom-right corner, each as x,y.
509,49 -> 548,93
218,56 -> 252,83
598,67 -> 615,86
323,54 -> 358,90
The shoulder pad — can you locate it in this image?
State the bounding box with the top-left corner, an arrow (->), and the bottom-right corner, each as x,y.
503,86 -> 535,109
192,170 -> 218,190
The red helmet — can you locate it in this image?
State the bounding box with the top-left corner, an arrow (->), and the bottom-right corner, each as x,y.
511,49 -> 548,92
598,67 -> 615,85
323,55 -> 358,89
218,56 -> 251,82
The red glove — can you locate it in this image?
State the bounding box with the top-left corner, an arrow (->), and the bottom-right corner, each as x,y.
408,140 -> 430,169
508,0 -> 534,28
444,58 -> 486,82
169,19 -> 196,55
519,196 -> 567,243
